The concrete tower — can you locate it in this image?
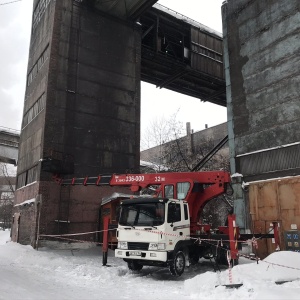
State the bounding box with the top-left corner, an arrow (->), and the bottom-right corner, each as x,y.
222,0 -> 300,255
12,0 -> 141,245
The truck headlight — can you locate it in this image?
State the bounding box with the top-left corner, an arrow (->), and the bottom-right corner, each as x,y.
148,243 -> 165,250
157,243 -> 166,250
118,241 -> 128,249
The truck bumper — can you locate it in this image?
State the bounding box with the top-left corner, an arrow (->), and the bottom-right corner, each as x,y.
115,249 -> 168,262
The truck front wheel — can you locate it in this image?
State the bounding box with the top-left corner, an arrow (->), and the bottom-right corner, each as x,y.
127,260 -> 143,271
169,251 -> 185,276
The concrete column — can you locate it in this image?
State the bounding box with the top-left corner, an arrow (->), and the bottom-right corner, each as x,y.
222,1 -> 247,231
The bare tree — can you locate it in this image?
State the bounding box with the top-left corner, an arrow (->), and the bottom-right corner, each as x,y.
141,112 -> 185,172
189,138 -> 230,172
0,163 -> 16,229
141,112 -> 184,151
141,116 -> 232,227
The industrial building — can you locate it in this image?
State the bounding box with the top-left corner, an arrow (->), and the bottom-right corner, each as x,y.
12,0 -> 226,246
11,0 -> 300,255
140,122 -> 229,172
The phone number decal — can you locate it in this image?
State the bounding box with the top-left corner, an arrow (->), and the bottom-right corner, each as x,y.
125,176 -> 145,182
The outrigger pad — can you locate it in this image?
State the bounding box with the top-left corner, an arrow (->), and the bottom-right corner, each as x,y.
275,280 -> 294,285
222,283 -> 243,289
215,283 -> 243,289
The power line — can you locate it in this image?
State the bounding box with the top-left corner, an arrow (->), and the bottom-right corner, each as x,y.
0,0 -> 22,6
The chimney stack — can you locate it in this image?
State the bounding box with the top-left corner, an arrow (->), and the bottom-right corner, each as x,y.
186,122 -> 191,136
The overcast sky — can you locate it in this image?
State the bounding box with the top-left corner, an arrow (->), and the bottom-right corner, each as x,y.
0,0 -> 226,135
0,0 -> 32,132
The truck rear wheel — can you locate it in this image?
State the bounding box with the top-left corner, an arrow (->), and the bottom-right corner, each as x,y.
189,252 -> 200,265
127,260 -> 143,271
169,251 -> 185,276
216,247 -> 228,265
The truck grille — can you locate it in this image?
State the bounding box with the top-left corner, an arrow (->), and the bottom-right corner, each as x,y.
128,242 -> 149,251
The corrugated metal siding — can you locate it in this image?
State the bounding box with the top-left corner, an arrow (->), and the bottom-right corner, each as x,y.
238,144 -> 300,178
249,176 -> 300,257
190,27 -> 224,79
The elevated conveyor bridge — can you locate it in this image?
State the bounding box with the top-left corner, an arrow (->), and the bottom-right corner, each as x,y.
90,1 -> 226,106
0,127 -> 19,165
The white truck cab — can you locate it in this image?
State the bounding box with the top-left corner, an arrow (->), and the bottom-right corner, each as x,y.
115,197 -> 191,275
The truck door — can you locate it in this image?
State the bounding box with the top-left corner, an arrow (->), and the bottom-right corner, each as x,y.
165,202 -> 189,247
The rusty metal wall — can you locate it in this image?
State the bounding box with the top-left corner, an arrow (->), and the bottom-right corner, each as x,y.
249,176 -> 300,257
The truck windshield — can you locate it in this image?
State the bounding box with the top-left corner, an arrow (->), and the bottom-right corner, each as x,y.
119,202 -> 165,227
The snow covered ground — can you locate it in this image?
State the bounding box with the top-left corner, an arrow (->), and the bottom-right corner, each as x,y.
1,230 -> 299,300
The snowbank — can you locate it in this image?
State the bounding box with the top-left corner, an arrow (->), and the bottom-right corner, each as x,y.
1,229 -> 300,300
185,251 -> 300,300
0,229 -> 11,245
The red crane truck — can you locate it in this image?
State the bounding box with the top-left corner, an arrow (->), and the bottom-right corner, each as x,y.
55,170 -> 279,276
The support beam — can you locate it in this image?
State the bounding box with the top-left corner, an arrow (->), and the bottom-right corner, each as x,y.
0,156 -> 17,166
142,23 -> 155,39
128,0 -> 158,21
157,68 -> 188,89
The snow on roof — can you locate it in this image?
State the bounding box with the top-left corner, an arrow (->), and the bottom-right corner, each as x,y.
15,181 -> 37,191
153,3 -> 222,38
14,198 -> 35,207
101,192 -> 153,206
101,192 -> 134,206
231,173 -> 243,178
0,126 -> 20,136
236,141 -> 300,157
246,174 -> 300,185
140,160 -> 168,171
